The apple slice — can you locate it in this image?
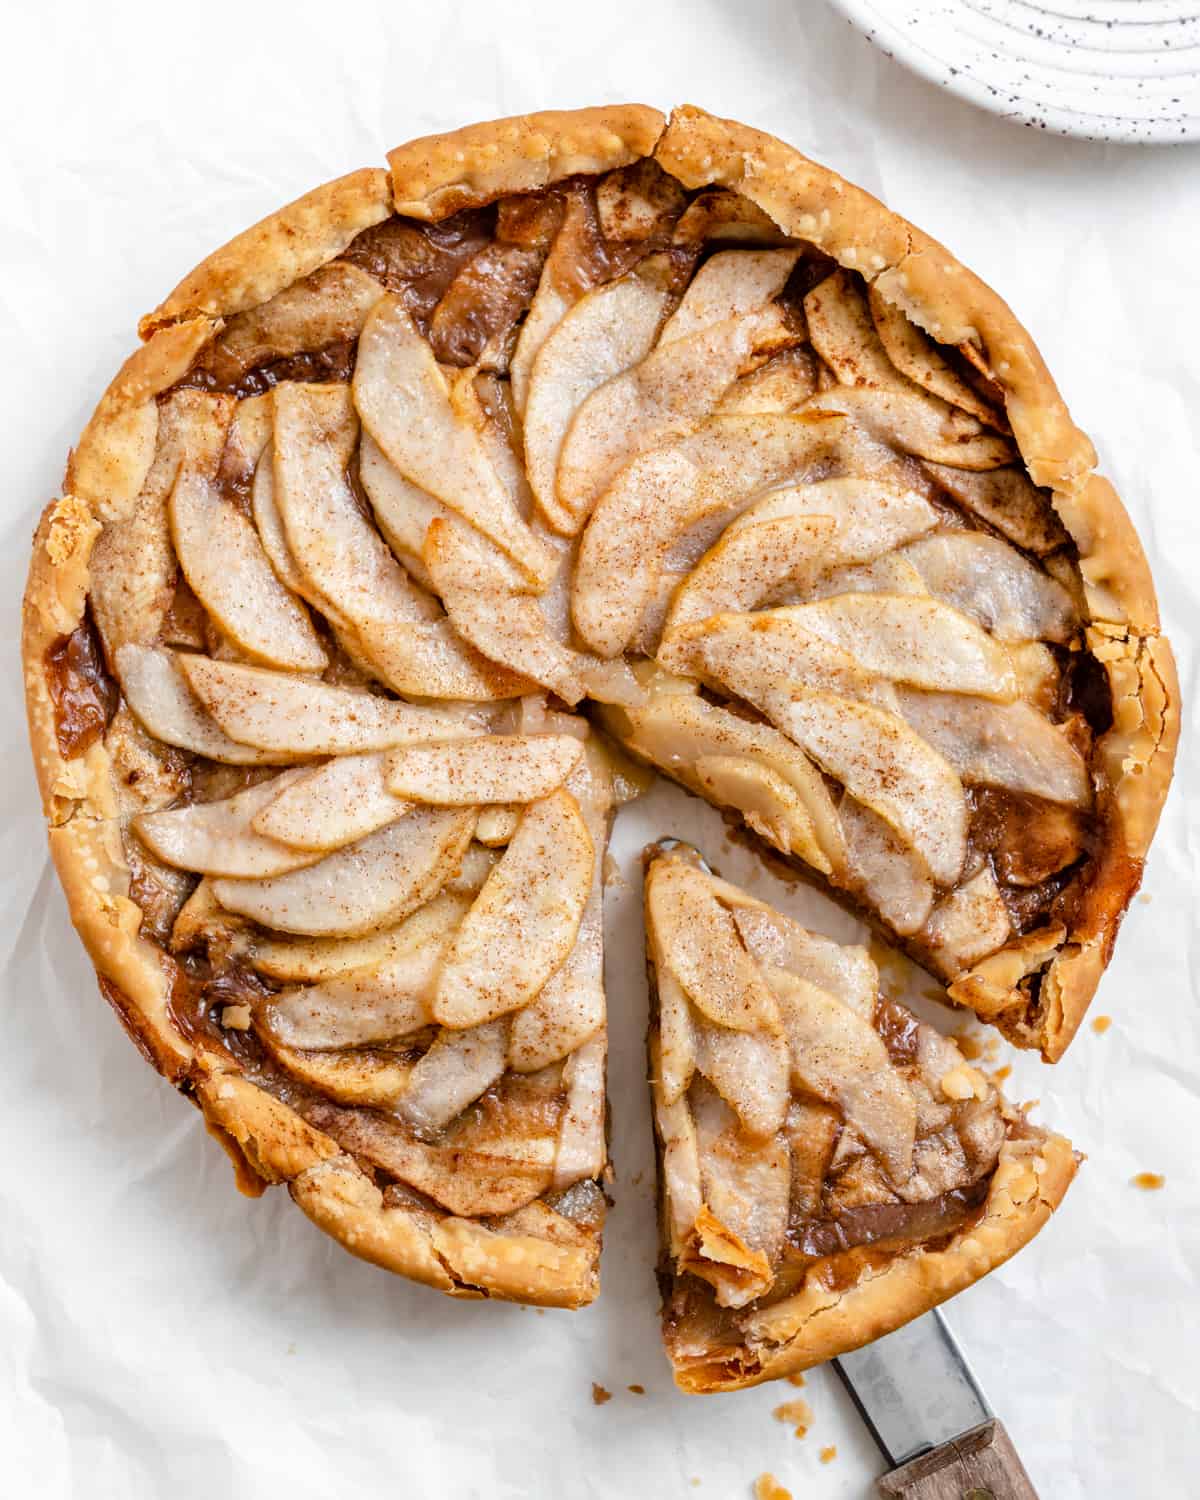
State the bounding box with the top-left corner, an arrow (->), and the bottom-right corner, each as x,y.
522,271 -> 669,533
771,969 -> 917,1185
645,858 -> 781,1035
804,268 -> 914,391
432,789 -> 592,1028
385,734 -> 583,806
114,644 -> 288,765
211,806 -> 476,936
781,692 -> 967,886
803,386 -> 1014,470
169,439 -> 328,675
356,432 -> 451,591
251,752 -> 408,852
555,301 -> 798,530
783,594 -> 1020,700
900,532 -> 1077,643
868,286 -> 1004,428
353,294 -> 557,586
571,413 -> 844,658
250,890 -> 470,983
897,688 -> 1091,807
134,770 -> 322,878
659,248 -> 800,345
177,655 -> 486,755
394,1019 -> 509,1135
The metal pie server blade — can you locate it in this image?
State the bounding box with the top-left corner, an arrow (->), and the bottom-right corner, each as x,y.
832,1309 -> 1041,1497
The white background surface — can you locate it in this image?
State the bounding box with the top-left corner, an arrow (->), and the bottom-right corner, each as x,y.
3,2 -> 1198,1496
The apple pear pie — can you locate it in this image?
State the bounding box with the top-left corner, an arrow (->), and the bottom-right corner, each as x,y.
23,106 -> 1175,1329
643,841 -> 1078,1391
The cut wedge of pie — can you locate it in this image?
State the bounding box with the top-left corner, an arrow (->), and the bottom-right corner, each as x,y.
22,106 -> 1176,1348
643,840 -> 1077,1392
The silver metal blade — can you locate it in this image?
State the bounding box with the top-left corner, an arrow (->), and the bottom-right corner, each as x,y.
832,1309 -> 992,1468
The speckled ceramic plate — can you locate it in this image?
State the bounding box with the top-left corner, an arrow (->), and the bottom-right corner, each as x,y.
829,0 -> 1200,143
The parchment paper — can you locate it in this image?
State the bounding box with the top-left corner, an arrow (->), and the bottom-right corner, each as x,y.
2,2 -> 1197,1495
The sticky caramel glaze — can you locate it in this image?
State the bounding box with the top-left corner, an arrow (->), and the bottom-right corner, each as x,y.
172,338 -> 358,400
45,609 -> 119,758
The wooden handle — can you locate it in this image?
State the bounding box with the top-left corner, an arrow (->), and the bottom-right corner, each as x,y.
877,1419 -> 1039,1499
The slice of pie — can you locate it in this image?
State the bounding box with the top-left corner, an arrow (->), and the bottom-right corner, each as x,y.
643,840 -> 1077,1391
21,105 -> 1175,1314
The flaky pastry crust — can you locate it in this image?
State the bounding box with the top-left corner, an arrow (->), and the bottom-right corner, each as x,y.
22,106 -> 1175,1322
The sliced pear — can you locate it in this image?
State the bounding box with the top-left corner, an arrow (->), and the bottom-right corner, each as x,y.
716,346 -> 819,414
509,192 -> 593,414
178,655 -> 485,755
659,248 -> 800,345
433,789 -> 593,1029
394,1019 -> 509,1135
251,752 -> 408,852
771,969 -> 917,1185
475,806 -> 520,846
652,1059 -> 704,1258
868,286 -> 1003,428
384,734 -> 583,806
211,807 -> 476,936
261,944 -> 445,1049
601,682 -> 844,876
134,770 -> 322,878
553,1033 -> 607,1189
250,890 -> 469,983
804,268 -> 913,391
924,867 -> 1012,972
645,859 -> 781,1035
556,302 -> 798,530
782,594 -> 1020,700
730,905 -> 878,1019
571,413 -> 843,657
259,1040 -> 413,1111
356,431 -> 452,590
522,272 -> 669,533
114,644 -> 287,765
725,474 -> 939,548
445,842 -> 503,895
838,796 -> 935,937
169,449 -> 328,675
806,552 -> 927,602
923,463 -> 1066,556
781,692 -> 967,887
897,689 -> 1092,807
353,294 -> 556,586
672,189 -> 790,246
803,386 -> 1014,469
900,532 -> 1077,643
654,966 -> 697,1106
693,1017 -> 790,1141
250,442 -> 309,595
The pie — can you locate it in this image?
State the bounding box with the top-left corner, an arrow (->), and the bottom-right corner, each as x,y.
644,840 -> 1076,1391
22,107 -> 1176,1357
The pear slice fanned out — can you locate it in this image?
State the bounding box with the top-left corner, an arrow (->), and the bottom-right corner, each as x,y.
178,655 -> 486,755
251,752 -> 408,852
394,1020 -> 509,1135
211,806 -> 476,936
553,1033 -> 607,1190
900,532 -> 1077,643
897,689 -> 1092,807
169,417 -> 328,673
432,789 -> 593,1029
261,944 -> 445,1049
555,302 -> 799,531
522,272 -> 670,533
837,796 -> 935,937
251,442 -> 310,596
654,967 -> 698,1107
781,692 -> 967,887
783,594 -> 1020,700
352,294 -> 557,587
923,463 -> 1068,556
868,286 -> 1004,429
803,385 -> 1015,469
659,248 -> 800,345
730,905 -> 878,1019
356,432 -> 452,591
693,1016 -> 791,1140
251,890 -> 470,984
770,969 -> 917,1185
385,734 -> 583,806
134,770 -> 321,878
725,474 -> 939,550
803,268 -> 914,392
572,413 -> 844,658
645,858 -> 781,1035
115,644 -> 288,765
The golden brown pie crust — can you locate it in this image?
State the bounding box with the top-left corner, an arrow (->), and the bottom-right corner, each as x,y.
22,105 -> 1176,1319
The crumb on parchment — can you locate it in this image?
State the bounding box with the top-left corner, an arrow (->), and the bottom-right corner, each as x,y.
1092,1015 -> 1113,1034
772,1398 -> 812,1439
628,1384 -> 645,1394
753,1476 -> 792,1500
1131,1172 -> 1165,1191
820,1445 -> 837,1464
591,1383 -> 612,1405
786,1371 -> 805,1387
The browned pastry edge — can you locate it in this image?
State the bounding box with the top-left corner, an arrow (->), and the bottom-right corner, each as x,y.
20,105 -> 1174,1312
669,1134 -> 1078,1393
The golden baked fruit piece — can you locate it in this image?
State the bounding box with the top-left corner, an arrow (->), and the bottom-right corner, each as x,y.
22,104 -> 1175,1307
643,841 -> 1078,1392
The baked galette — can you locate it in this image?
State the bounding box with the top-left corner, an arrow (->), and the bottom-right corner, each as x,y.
644,841 -> 1076,1392
23,106 -> 1175,1329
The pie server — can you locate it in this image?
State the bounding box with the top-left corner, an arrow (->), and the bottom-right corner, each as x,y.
833,1308 -> 1039,1498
